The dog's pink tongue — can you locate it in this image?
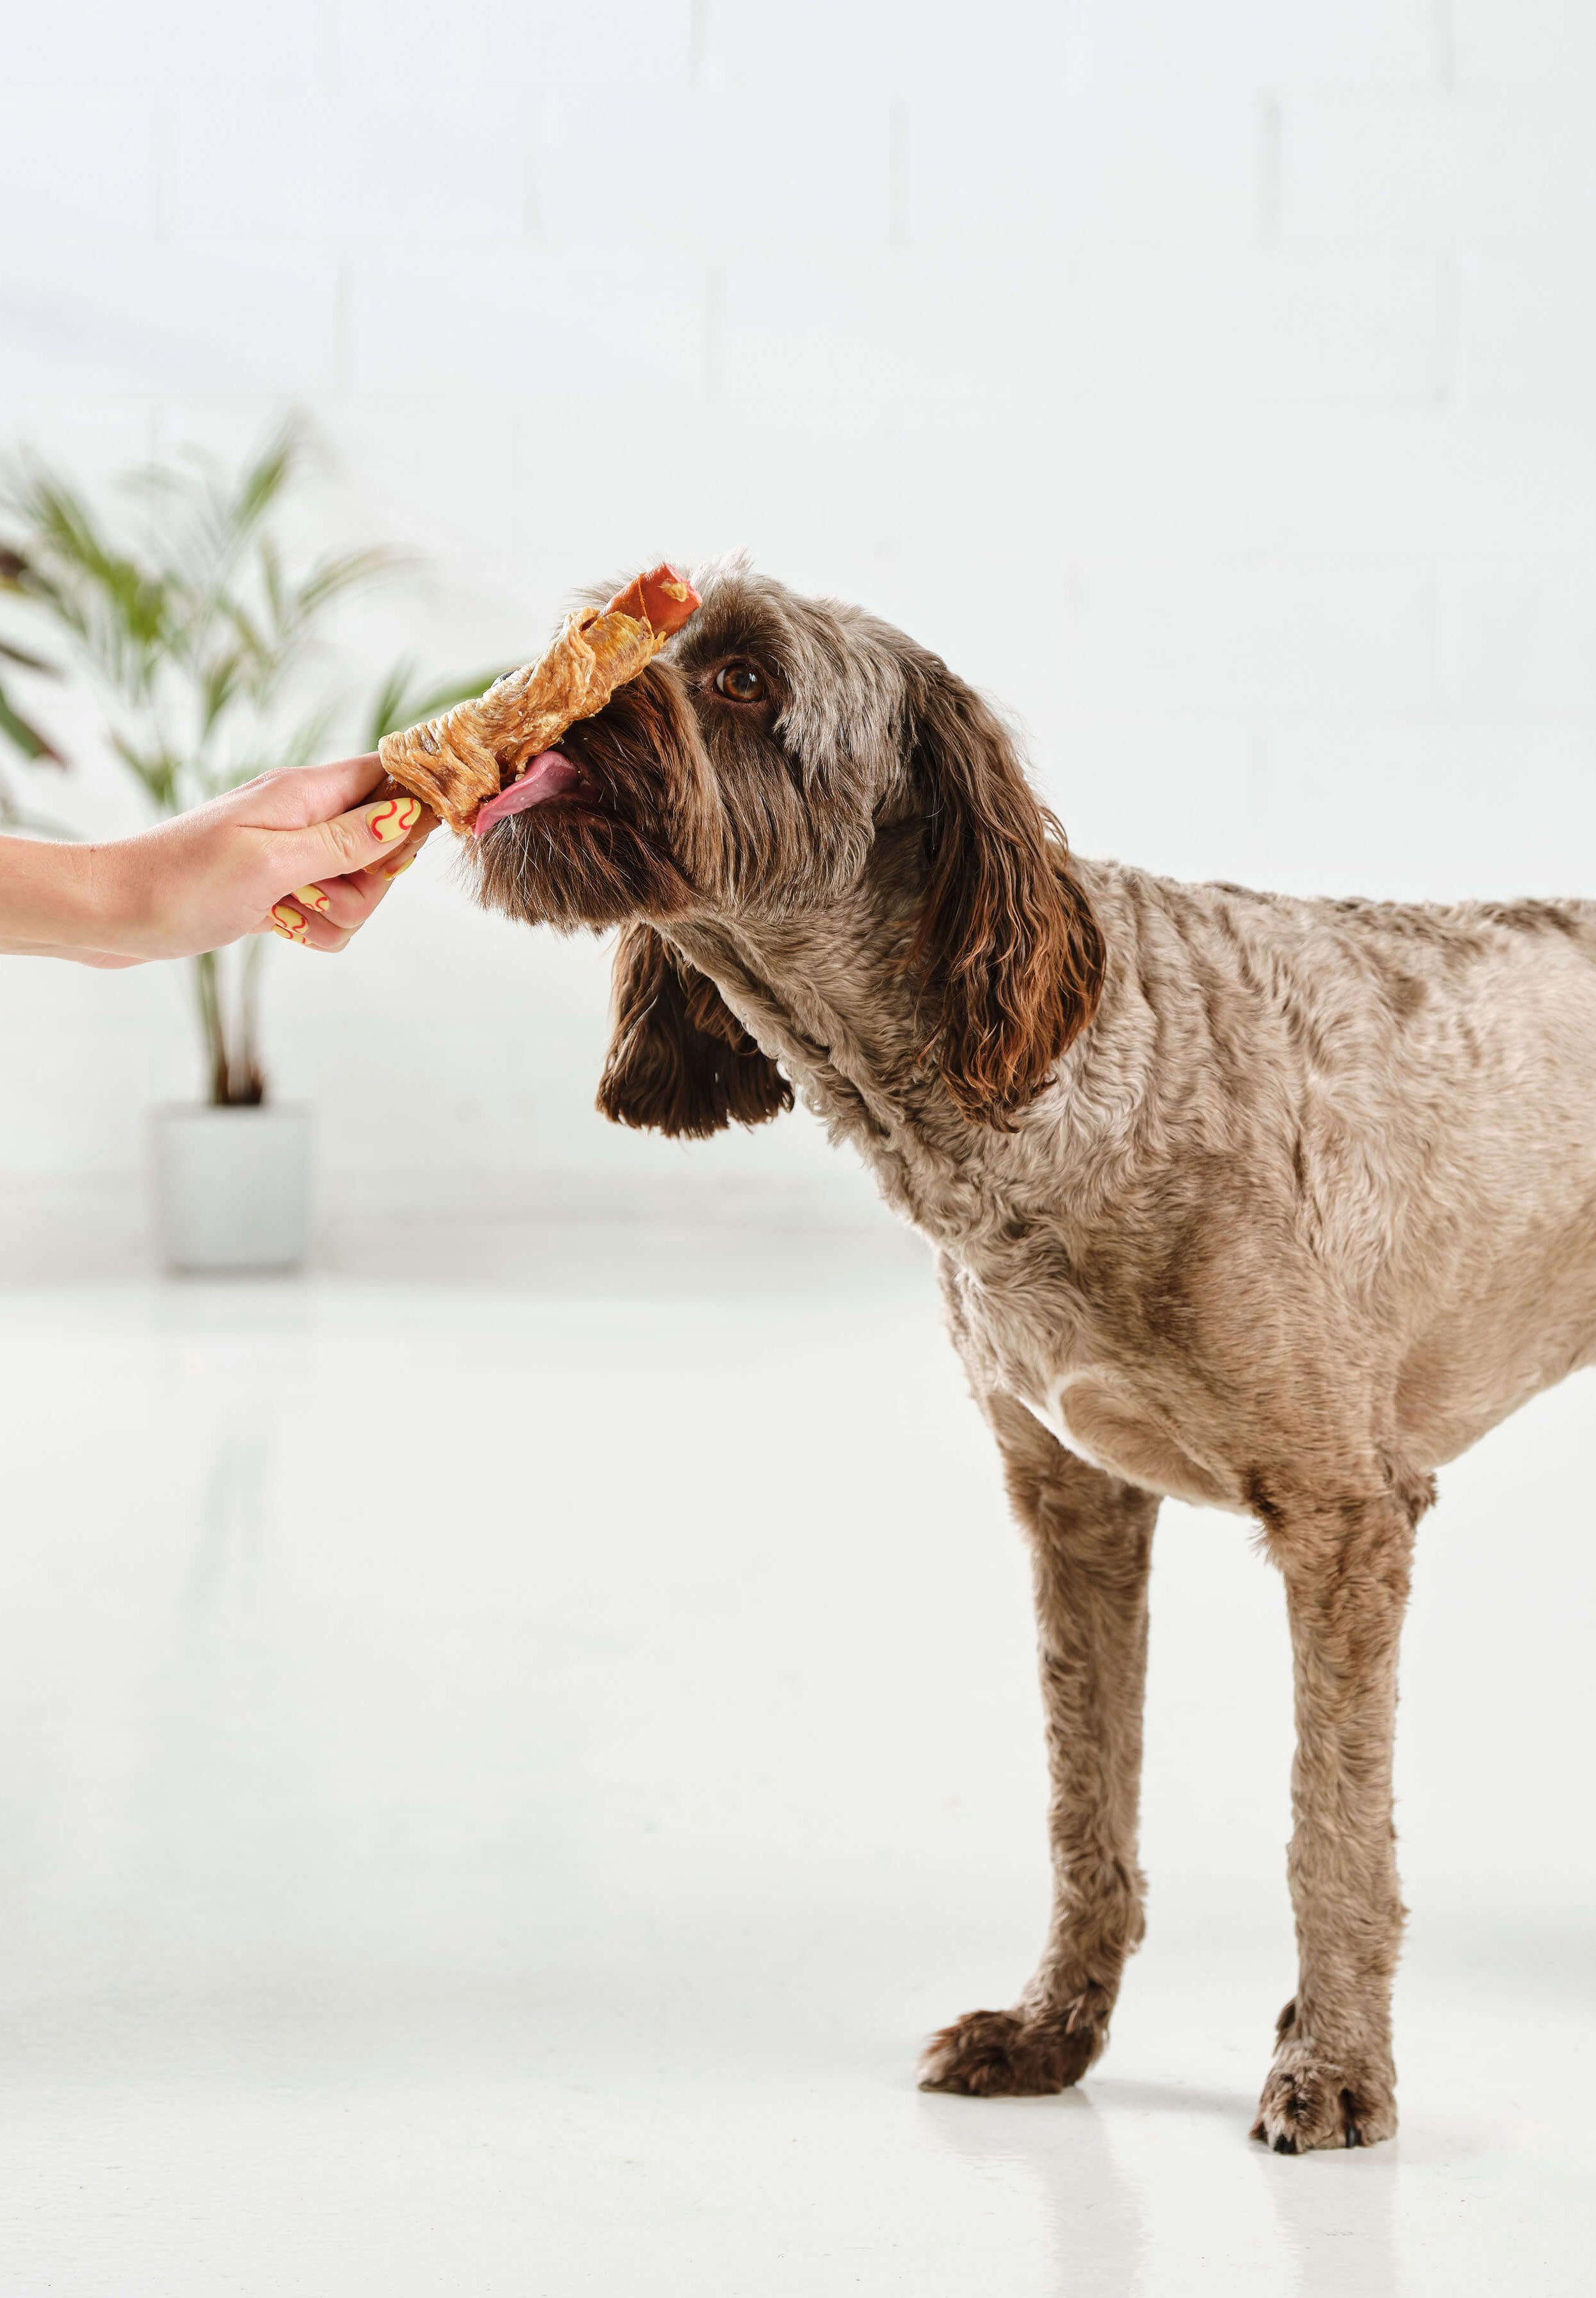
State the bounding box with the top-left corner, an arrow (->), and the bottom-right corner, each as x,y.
474,751 -> 581,836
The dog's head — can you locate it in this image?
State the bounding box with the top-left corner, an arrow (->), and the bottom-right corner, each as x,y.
475,561 -> 1103,1134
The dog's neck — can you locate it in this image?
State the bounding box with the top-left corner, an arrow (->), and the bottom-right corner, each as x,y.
660,846 -> 1151,1249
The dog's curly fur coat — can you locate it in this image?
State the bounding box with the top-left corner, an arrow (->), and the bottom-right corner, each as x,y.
476,560 -> 1596,2152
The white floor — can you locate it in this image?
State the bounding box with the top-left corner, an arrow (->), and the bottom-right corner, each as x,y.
0,1223 -> 1592,2295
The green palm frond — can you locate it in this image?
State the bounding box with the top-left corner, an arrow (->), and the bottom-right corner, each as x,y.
365,659 -> 416,749
8,424 -> 481,1101
0,635 -> 55,674
230,428 -> 299,537
0,778 -> 73,836
107,730 -> 181,811
270,705 -> 337,779
291,546 -> 402,624
6,463 -> 175,698
257,533 -> 287,630
0,684 -> 66,765
365,662 -> 503,749
0,539 -> 69,778
133,423 -> 300,580
196,647 -> 249,737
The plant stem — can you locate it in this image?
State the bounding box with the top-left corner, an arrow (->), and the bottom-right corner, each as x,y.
236,937 -> 267,1104
192,949 -> 229,1105
11,433 -> 433,1109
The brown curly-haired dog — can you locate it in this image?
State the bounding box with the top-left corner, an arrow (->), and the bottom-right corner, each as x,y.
476,558 -> 1596,2152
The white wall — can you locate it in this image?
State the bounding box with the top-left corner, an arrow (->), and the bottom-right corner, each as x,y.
4,0 -> 1596,1212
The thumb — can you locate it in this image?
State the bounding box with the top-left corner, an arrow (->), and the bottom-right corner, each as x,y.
267,792 -> 427,887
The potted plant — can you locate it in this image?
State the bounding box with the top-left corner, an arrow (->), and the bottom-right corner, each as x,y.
4,430 -> 490,1274
0,548 -> 72,834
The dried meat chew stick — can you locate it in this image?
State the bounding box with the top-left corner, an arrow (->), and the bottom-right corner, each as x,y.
377,564 -> 700,836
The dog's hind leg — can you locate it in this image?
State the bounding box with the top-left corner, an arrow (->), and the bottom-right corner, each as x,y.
1250,1485 -> 1419,2152
920,1392 -> 1158,2097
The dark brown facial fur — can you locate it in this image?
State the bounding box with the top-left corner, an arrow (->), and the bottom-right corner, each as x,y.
470,562 -> 1104,1134
473,663 -> 719,929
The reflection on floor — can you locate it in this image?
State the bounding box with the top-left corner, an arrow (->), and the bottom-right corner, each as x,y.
0,1245 -> 1591,2295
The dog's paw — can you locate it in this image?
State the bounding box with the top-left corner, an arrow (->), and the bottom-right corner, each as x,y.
1250,2010 -> 1396,2153
917,2002 -> 1104,2097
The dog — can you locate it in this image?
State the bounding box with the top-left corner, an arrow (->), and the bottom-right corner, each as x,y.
474,559 -> 1596,2152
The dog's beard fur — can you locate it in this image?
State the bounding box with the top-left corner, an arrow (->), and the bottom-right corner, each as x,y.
472,667 -> 716,929
471,566 -> 1104,1136
471,639 -> 871,935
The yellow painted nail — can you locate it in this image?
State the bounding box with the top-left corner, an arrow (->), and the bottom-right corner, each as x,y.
382,853 -> 417,880
368,795 -> 421,845
292,884 -> 333,914
271,901 -> 308,941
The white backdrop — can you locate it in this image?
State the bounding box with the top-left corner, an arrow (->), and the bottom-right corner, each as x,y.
5,15 -> 1596,2280
4,0 -> 1596,1212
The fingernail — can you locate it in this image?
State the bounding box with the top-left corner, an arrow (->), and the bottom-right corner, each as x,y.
271,902 -> 308,942
368,796 -> 421,845
292,884 -> 333,914
382,854 -> 417,880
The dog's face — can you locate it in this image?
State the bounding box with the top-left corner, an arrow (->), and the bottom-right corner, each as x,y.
474,562 -> 1104,1134
473,564 -> 910,933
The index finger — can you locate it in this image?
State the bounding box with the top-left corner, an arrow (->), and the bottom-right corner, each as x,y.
229,755 -> 391,832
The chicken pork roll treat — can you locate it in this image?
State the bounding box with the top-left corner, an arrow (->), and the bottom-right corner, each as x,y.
377,564 -> 700,836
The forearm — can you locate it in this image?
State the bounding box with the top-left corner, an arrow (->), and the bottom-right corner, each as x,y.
0,763 -> 426,968
0,837 -> 128,962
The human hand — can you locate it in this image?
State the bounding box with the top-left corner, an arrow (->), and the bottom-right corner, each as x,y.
0,756 -> 435,966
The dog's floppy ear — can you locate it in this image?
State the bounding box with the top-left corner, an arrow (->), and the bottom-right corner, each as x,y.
908,662 -> 1104,1129
597,924 -> 794,1138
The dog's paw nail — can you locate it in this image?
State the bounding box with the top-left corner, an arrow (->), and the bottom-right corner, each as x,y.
1254,2044 -> 1396,2152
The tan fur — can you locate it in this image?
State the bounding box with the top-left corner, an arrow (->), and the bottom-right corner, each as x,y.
475,562 -> 1596,2151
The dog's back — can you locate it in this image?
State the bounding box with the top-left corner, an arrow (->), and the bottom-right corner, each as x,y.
1077,862 -> 1596,1464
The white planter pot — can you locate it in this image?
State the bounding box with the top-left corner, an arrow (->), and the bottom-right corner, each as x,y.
151,1104 -> 312,1274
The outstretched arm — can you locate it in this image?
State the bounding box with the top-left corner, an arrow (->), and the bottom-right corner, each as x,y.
0,756 -> 433,968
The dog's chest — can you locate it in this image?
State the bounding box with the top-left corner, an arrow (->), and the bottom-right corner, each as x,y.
942,1253 -> 1243,1512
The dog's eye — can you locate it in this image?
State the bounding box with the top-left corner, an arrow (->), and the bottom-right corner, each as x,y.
714,662 -> 765,703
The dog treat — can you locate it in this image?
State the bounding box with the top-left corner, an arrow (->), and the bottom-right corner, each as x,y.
377,564 -> 700,835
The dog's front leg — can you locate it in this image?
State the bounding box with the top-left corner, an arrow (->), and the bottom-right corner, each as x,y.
920,1393 -> 1157,2097
1253,1490 -> 1417,2152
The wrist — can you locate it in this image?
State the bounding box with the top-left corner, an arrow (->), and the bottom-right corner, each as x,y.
0,836 -> 105,958
75,837 -> 149,958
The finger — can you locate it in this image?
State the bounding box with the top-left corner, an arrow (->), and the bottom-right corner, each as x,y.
361,818 -> 433,881
268,792 -> 430,889
301,921 -> 355,954
296,805 -> 434,919
291,865 -> 387,932
230,754 -> 391,831
268,901 -> 352,954
269,901 -> 312,945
